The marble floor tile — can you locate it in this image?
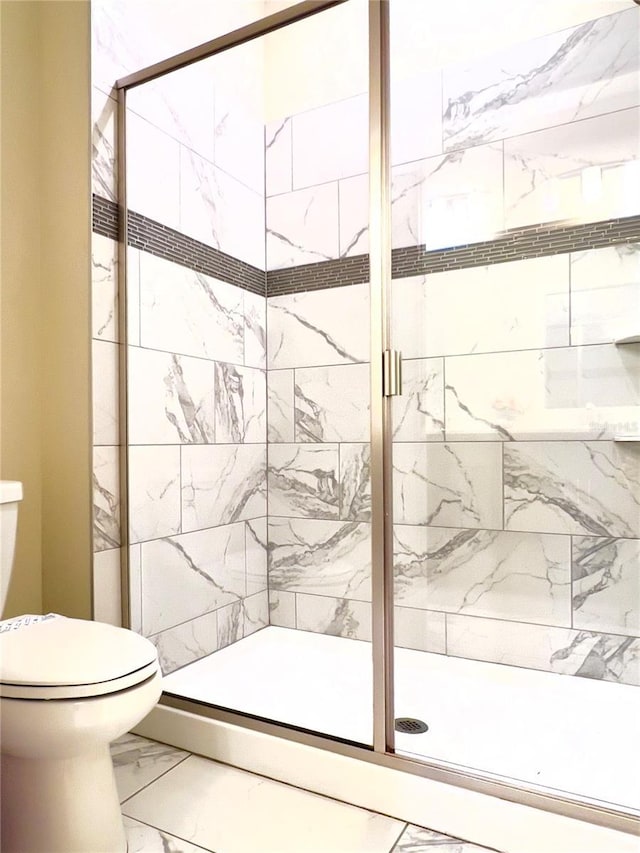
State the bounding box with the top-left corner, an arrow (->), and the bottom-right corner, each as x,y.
124,817 -> 210,853
393,823 -> 495,852
123,754 -> 406,853
110,733 -> 188,803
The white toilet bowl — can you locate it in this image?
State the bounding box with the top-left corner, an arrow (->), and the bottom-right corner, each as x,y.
0,615 -> 162,853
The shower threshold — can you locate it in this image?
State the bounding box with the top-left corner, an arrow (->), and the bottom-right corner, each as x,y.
163,626 -> 639,813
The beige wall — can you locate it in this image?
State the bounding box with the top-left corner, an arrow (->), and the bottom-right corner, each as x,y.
0,0 -> 92,619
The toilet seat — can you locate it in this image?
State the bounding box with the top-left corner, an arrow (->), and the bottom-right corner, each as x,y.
0,616 -> 159,700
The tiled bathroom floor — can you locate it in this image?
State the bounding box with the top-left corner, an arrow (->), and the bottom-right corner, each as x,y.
111,733 -> 496,853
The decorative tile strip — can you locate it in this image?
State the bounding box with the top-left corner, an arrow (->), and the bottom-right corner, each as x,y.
92,194 -> 266,296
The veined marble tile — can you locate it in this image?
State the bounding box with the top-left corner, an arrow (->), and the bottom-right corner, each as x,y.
445,344 -> 640,441
244,590 -> 269,637
217,599 -> 244,649
446,614 -> 640,686
246,518 -> 267,596
129,543 -> 142,634
141,523 -> 246,634
393,358 -> 445,441
392,254 -> 569,361
215,363 -> 266,443
504,107 -> 640,230
295,363 -> 370,443
92,340 -> 119,446
340,443 -> 371,522
269,517 -> 371,601
181,444 -> 266,532
267,369 -> 295,442
392,443 -> 503,530
128,445 -> 181,544
139,251 -> 244,364
269,589 -> 296,628
268,444 -> 339,519
394,525 -> 571,627
572,537 -> 640,637
127,247 -> 141,347
124,817 -> 205,853
443,9 -> 640,153
92,548 -> 121,627
180,146 -> 265,269
93,446 -> 120,552
111,733 -> 188,803
391,143 -> 504,252
244,290 -> 266,370
127,112 -> 180,230
570,243 -> 640,346
391,71 -> 443,166
291,94 -> 368,189
128,348 -> 216,445
92,234 -> 118,343
266,117 -> 292,197
266,182 -> 339,269
504,441 -> 640,538
267,284 -> 369,369
394,606 -> 446,655
296,593 -> 371,642
151,611 -> 218,675
92,87 -> 116,202
338,172 -> 369,258
394,823 -> 495,852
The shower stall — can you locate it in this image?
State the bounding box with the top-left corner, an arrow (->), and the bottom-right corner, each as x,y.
111,0 -> 640,831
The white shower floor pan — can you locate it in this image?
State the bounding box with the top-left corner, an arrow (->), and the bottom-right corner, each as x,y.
163,626 -> 640,813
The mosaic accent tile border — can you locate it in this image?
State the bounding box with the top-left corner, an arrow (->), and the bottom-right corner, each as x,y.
92,195 -> 265,296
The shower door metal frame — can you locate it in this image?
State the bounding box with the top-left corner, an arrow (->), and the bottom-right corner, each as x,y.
114,0 -> 639,836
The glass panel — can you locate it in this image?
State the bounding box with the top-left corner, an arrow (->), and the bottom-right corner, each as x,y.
125,0 -> 373,745
389,0 -> 640,812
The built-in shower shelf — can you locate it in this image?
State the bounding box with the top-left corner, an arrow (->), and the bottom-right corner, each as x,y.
614,334 -> 640,345
614,435 -> 640,442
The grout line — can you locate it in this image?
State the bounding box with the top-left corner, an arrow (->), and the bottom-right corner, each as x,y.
120,813 -> 215,853
119,752 -> 192,806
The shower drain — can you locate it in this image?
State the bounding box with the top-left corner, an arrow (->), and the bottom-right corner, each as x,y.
395,717 -> 428,734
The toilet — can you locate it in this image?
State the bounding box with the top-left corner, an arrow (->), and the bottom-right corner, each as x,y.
0,481 -> 163,853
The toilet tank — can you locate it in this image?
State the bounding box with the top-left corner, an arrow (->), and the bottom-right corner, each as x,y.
1,481 -> 23,613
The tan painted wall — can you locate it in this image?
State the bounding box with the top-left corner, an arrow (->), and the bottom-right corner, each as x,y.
0,0 -> 92,619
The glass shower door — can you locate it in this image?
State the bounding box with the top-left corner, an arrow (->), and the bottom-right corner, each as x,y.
388,0 -> 640,814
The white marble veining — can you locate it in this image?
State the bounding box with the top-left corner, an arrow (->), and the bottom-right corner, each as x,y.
504,441 -> 640,537
394,525 -> 571,626
266,182 -> 339,269
181,443 -> 266,531
394,606 -> 447,655
214,363 -> 266,443
442,8 -> 640,152
572,537 -> 640,637
392,443 -> 503,530
394,824 -> 493,852
266,117 -> 292,197
267,284 -> 369,369
243,290 -> 266,369
244,590 -> 269,637
504,107 -> 640,230
267,369 -> 295,442
127,112 -> 181,230
139,252 -> 244,365
392,358 -> 445,442
269,517 -> 371,601
340,443 -> 371,522
268,444 -> 339,519
92,234 -> 118,343
111,733 -> 188,803
570,243 -> 640,346
445,344 -> 640,441
92,87 -> 116,202
269,589 -> 296,629
217,600 -> 244,649
128,347 -> 216,445
93,445 -> 120,551
92,340 -> 119,445
246,517 -> 268,596
338,172 -> 369,257
123,753 -> 405,853
151,611 -> 218,675
291,94 -> 368,190
141,523 -> 246,634
128,445 -> 181,544
124,817 -> 205,853
296,593 -> 371,642
392,254 -> 569,361
295,363 -> 370,443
